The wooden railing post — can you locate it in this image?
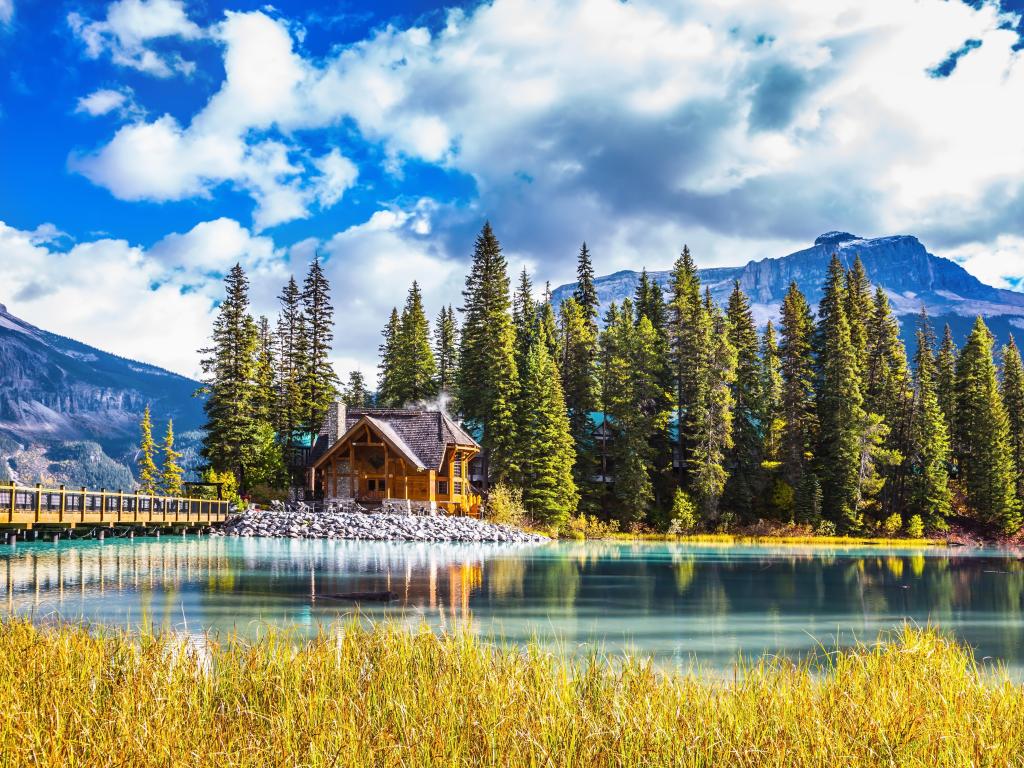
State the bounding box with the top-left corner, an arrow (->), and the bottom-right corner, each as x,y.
59,485 -> 66,524
35,483 -> 42,519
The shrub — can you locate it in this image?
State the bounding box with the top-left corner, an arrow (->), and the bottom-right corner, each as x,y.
483,483 -> 527,527
883,513 -> 903,536
906,514 -> 925,539
559,514 -> 620,540
667,489 -> 697,535
200,468 -> 241,507
815,519 -> 837,537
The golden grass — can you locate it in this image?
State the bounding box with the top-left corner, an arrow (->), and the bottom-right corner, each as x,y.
0,620 -> 1021,767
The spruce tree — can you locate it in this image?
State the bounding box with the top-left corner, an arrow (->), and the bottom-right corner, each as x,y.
689,294 -> 736,522
668,245 -> 703,484
342,370 -> 370,408
199,264 -> 260,490
573,242 -> 599,328
814,255 -> 866,531
634,267 -> 674,508
253,315 -> 277,426
301,257 -> 339,434
759,320 -> 783,463
936,324 -> 958,443
845,256 -> 872,376
558,296 -> 600,510
137,405 -> 158,494
275,276 -> 308,446
954,317 -> 1021,533
434,305 -> 459,396
1001,336 -> 1024,500
538,286 -> 560,365
456,222 -> 519,484
516,336 -> 578,526
723,281 -> 762,518
907,313 -> 952,529
779,282 -> 817,488
160,419 -> 184,497
512,267 -> 538,379
794,472 -> 823,524
394,281 -> 437,404
376,309 -> 401,407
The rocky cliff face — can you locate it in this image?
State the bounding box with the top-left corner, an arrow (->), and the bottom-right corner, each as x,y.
550,233 -> 1024,348
0,304 -> 205,487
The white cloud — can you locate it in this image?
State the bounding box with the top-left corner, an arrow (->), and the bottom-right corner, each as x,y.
75,87 -> 144,119
946,236 -> 1024,291
68,0 -> 202,77
0,0 -> 13,26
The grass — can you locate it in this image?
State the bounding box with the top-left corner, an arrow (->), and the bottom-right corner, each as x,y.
0,620 -> 1022,766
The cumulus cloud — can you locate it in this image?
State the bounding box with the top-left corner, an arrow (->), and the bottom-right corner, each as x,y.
74,87 -> 144,119
0,0 -> 13,26
68,0 -> 202,77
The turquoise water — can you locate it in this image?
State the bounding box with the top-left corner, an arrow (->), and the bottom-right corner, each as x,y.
2,537 -> 1024,671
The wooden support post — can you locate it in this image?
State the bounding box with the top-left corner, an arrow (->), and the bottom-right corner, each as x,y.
35,483 -> 42,518
59,485 -> 66,524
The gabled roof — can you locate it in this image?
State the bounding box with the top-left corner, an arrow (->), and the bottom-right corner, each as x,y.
308,408 -> 480,470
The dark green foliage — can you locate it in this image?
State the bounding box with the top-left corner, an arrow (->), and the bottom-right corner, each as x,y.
723,281 -> 762,519
457,223 -> 519,484
253,316 -> 277,426
275,276 -> 308,444
377,309 -> 402,407
342,370 -> 371,408
1001,336 -> 1024,501
954,317 -> 1021,533
513,268 -> 538,381
936,324 -> 958,445
794,472 -> 823,524
301,258 -> 340,435
434,305 -> 459,396
572,242 -> 599,327
779,282 -> 816,489
392,281 -> 437,404
538,286 -> 559,365
759,321 -> 783,464
845,256 -> 872,376
667,246 -> 702,484
558,296 -> 600,511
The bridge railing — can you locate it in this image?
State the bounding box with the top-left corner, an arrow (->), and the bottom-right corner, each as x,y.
0,482 -> 231,527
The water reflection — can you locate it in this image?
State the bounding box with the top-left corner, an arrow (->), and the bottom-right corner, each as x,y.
2,538 -> 1024,672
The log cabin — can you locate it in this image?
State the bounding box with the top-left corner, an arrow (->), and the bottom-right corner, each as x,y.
306,403 -> 482,515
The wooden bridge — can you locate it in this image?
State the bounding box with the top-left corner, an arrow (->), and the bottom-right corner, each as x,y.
0,482 -> 230,530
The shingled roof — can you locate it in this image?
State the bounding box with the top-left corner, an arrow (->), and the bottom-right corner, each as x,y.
308,408 -> 479,470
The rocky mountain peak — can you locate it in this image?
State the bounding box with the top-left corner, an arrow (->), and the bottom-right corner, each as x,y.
814,231 -> 860,246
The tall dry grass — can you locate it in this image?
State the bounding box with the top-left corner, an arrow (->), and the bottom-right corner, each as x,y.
0,619 -> 1021,767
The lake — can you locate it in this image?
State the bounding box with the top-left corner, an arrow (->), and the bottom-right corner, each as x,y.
3,536 -> 1024,672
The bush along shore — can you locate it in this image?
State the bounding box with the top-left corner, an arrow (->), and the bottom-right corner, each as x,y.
1,620 -> 1021,767
211,503 -> 548,543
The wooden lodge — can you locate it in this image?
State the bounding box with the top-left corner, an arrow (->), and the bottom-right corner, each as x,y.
307,403 -> 482,515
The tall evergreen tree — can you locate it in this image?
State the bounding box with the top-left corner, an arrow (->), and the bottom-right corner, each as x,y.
376,308 -> 401,407
515,336 -> 578,526
667,245 -> 703,484
779,282 -> 817,489
722,282 -> 762,518
689,294 -> 736,521
434,305 -> 459,396
573,242 -> 599,328
253,315 -> 277,426
393,281 -> 437,404
907,312 -> 952,529
512,267 -> 538,379
634,267 -> 674,508
954,317 -> 1021,533
199,264 -> 260,490
160,419 -> 184,497
759,321 -> 783,463
1000,336 -> 1024,500
845,256 -> 872,376
815,255 -> 867,531
936,324 -> 958,444
457,222 -> 519,484
538,285 -> 560,365
558,296 -> 600,509
300,257 -> 339,435
275,276 -> 308,445
137,405 -> 158,494
342,370 -> 370,408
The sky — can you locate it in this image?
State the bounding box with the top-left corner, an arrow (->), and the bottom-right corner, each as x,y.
1,0 -> 1024,381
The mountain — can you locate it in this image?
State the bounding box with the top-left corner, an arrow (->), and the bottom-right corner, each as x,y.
550,232 -> 1024,348
0,303 -> 205,488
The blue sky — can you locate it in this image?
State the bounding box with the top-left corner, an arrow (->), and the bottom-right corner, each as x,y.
1,0 -> 1023,378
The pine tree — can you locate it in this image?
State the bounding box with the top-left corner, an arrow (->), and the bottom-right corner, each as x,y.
457,222 -> 519,484
668,245 -> 703,484
394,281 -> 437,404
434,305 -> 459,396
723,281 -> 762,518
814,255 -> 866,531
954,317 -> 1021,533
936,324 -> 958,444
845,256 -> 872,376
759,321 -> 783,463
512,267 -> 538,379
794,472 -> 822,524
199,264 -> 260,490
538,285 -> 560,365
301,257 -> 339,435
275,276 -> 308,446
516,336 -> 578,526
253,315 -> 277,426
558,296 -> 600,509
573,242 -> 599,329
907,312 -> 951,529
342,370 -> 370,408
137,405 -> 159,494
1001,336 -> 1024,500
689,294 -> 736,522
779,282 -> 817,488
160,419 -> 184,497
377,308 -> 401,407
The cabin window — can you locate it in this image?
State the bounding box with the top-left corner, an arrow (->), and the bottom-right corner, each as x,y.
438,480 -> 449,496
453,459 -> 463,478
454,481 -> 463,495
367,479 -> 387,492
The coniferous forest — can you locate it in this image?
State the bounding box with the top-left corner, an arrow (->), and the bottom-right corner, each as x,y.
199,223 -> 1024,537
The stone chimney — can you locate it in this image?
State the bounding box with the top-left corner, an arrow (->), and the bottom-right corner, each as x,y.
325,400 -> 347,446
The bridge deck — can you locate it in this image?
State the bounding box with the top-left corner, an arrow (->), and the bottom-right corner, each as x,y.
0,483 -> 229,528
